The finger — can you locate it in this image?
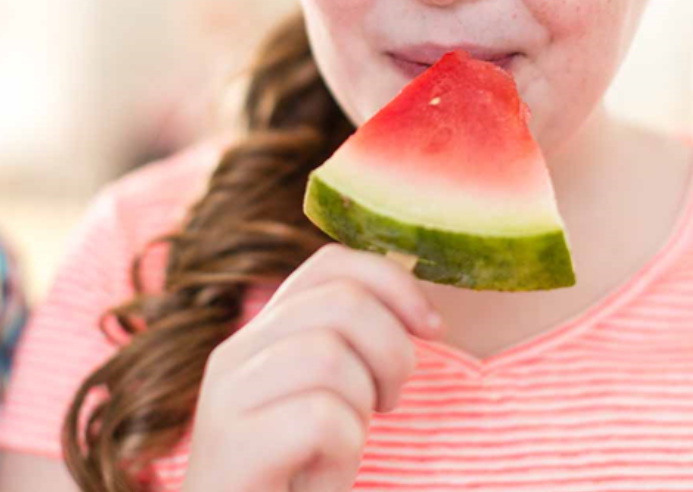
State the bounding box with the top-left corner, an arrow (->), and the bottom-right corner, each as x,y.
260,390 -> 366,492
185,390 -> 364,492
227,329 -> 376,425
261,243 -> 446,340
241,279 -> 419,411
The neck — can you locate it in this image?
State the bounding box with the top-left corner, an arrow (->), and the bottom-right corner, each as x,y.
545,103 -> 619,201
418,103 -> 693,360
418,103 -> 626,351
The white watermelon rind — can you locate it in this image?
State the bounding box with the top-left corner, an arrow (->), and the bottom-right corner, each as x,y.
316,148 -> 565,237
304,172 -> 576,291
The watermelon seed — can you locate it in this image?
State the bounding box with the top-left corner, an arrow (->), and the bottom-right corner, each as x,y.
429,97 -> 441,106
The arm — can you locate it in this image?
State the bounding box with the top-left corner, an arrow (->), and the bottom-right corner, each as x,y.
0,186 -> 132,490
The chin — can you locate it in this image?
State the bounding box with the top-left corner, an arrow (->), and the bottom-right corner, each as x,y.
342,62 -> 418,126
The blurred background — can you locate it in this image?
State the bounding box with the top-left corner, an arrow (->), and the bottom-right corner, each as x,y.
0,0 -> 692,304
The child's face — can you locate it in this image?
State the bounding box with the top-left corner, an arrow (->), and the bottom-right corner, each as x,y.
300,0 -> 649,154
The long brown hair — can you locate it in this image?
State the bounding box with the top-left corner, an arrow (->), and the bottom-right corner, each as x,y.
62,11 -> 355,492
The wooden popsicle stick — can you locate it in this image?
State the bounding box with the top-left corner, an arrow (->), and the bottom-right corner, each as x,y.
385,250 -> 419,272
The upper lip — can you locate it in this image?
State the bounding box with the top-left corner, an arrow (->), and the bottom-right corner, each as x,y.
386,42 -> 519,67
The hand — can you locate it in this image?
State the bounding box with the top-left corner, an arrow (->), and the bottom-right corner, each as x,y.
182,243 -> 446,492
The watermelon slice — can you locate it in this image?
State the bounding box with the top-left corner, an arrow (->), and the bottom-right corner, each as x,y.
303,50 -> 576,291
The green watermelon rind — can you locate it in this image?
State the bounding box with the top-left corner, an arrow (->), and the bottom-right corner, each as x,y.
304,172 -> 577,291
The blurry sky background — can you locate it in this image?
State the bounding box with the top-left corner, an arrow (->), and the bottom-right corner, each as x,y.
0,0 -> 692,303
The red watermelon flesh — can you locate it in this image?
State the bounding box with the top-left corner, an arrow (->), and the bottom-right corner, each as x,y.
354,52 -> 541,197
303,50 -> 576,291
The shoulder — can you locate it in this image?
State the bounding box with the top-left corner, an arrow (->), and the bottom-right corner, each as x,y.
96,135 -> 230,251
112,137 -> 222,204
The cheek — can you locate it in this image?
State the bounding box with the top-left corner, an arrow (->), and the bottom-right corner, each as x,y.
300,0 -> 386,125
527,0 -> 628,37
307,0 -> 374,23
518,0 -> 634,152
526,0 -> 632,98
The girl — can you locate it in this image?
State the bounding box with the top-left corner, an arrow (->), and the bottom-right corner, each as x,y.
2,0 -> 693,490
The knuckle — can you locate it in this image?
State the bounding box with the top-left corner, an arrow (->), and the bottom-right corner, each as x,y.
316,242 -> 345,261
402,339 -> 419,377
382,339 -> 417,388
363,383 -> 378,415
205,342 -> 231,379
256,294 -> 303,332
302,391 -> 365,458
303,391 -> 345,441
341,415 -> 367,460
199,347 -> 242,411
308,331 -> 347,376
357,367 -> 378,414
206,346 -> 222,374
261,298 -> 289,325
330,279 -> 371,312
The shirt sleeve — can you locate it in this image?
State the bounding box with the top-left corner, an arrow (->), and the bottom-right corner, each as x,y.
0,185 -> 134,459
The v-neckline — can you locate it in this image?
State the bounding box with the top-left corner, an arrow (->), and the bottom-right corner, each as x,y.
413,156 -> 693,378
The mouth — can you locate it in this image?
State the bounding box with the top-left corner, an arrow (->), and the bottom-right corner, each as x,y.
385,43 -> 522,79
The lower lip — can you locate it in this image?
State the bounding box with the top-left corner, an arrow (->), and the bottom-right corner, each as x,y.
388,53 -> 519,79
389,56 -> 431,79
492,54 -> 518,73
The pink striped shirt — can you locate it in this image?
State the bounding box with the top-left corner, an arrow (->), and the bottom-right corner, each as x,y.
3,137 -> 693,491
